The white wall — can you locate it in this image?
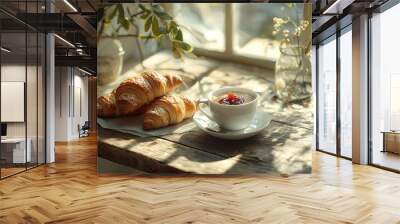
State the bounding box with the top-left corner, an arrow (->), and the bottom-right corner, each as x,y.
55,66 -> 69,141
54,67 -> 89,141
1,65 -> 32,138
71,73 -> 89,139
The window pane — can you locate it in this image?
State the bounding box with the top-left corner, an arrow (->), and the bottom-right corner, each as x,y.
340,28 -> 352,158
312,45 -> 317,150
371,4 -> 400,171
233,3 -> 304,61
173,4 -> 225,52
318,37 -> 337,154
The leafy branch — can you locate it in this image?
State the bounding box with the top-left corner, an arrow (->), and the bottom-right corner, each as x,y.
98,3 -> 194,59
272,4 -> 312,107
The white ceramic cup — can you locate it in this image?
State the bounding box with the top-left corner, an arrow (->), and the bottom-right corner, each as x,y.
198,87 -> 259,131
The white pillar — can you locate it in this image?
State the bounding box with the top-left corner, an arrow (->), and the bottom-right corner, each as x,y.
352,14 -> 369,164
46,1 -> 55,163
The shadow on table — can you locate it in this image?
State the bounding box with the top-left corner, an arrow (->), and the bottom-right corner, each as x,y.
162,120 -> 312,175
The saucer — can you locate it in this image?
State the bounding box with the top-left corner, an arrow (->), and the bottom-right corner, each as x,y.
193,108 -> 271,140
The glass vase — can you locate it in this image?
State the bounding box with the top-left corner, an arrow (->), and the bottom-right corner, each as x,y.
274,45 -> 312,106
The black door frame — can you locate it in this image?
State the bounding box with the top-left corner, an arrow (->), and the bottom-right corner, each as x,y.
315,23 -> 352,161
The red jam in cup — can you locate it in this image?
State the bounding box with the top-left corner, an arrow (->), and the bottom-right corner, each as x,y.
218,92 -> 245,105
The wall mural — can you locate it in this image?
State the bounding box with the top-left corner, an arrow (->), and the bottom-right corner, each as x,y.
97,3 -> 313,175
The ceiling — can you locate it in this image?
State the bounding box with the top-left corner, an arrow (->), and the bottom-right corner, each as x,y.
312,0 -> 389,43
0,0 -> 102,74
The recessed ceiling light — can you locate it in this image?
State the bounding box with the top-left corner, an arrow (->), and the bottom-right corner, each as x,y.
63,0 -> 78,12
77,67 -> 93,76
1,47 -> 11,53
54,34 -> 75,48
322,0 -> 354,15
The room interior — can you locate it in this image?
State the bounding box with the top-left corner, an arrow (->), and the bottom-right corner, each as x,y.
0,0 -> 400,223
0,0 -> 96,179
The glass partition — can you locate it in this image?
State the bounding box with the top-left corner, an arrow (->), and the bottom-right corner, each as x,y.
0,1 -> 46,179
1,31 -> 28,177
317,36 -> 337,154
27,30 -> 38,169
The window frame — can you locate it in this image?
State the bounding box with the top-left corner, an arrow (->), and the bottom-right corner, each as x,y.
190,3 -> 275,70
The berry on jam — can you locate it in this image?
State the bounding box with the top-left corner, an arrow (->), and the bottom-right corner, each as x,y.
218,93 -> 245,105
227,92 -> 237,101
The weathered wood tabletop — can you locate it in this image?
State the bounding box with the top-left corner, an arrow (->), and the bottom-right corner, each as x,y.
98,51 -> 313,175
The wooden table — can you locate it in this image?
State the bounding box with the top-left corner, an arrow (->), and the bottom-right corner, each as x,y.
98,52 -> 313,175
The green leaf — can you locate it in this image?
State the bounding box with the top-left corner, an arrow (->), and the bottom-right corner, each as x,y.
154,11 -> 173,20
169,21 -> 177,29
108,6 -> 118,21
117,4 -> 124,18
145,16 -> 152,32
175,29 -> 183,41
121,18 -> 130,30
152,16 -> 160,36
175,41 -> 193,52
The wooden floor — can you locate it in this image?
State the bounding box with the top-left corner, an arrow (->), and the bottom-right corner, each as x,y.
1,135 -> 400,224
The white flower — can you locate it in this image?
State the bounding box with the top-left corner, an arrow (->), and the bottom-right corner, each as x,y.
275,78 -> 286,91
283,29 -> 290,37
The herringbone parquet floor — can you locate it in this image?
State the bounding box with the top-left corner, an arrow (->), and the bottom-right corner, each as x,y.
1,135 -> 400,224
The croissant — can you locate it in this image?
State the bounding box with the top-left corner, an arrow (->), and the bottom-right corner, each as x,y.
97,92 -> 118,117
115,70 -> 182,116
97,92 -> 148,118
143,95 -> 197,130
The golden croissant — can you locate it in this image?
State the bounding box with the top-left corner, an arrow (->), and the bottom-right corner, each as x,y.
115,70 -> 182,116
97,92 -> 147,117
143,95 -> 197,130
97,92 -> 118,118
